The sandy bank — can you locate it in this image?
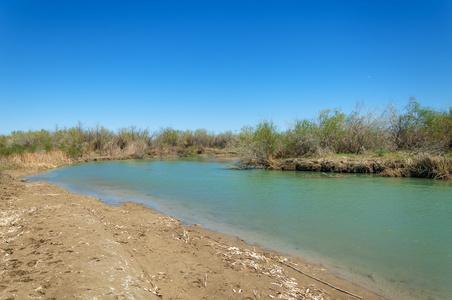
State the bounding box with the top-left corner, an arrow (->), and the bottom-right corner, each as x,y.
0,171 -> 385,299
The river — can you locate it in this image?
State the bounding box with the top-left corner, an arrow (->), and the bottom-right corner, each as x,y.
28,158 -> 452,299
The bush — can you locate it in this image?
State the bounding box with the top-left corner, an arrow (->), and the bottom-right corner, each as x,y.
66,147 -> 80,157
375,146 -> 387,157
239,120 -> 279,166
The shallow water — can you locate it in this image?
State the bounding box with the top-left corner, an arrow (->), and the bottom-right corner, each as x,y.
29,158 -> 452,299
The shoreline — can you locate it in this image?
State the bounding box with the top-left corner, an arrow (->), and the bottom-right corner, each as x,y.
2,148 -> 451,181
0,169 -> 387,299
257,155 -> 452,181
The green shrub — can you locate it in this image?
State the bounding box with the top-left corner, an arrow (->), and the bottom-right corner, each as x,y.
375,146 -> 387,157
66,147 -> 80,157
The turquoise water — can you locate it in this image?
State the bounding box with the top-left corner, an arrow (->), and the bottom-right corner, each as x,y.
29,158 -> 452,299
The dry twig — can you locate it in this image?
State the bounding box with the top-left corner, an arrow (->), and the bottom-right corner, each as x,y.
278,259 -> 363,299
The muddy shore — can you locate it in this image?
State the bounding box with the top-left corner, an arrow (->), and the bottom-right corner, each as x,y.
0,169 -> 388,299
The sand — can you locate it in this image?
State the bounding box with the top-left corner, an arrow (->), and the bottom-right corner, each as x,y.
0,171 -> 385,299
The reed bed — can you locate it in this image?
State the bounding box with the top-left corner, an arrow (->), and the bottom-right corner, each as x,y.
379,154 -> 452,180
0,150 -> 73,170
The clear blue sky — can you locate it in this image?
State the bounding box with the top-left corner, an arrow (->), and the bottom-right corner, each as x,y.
1,0 -> 451,135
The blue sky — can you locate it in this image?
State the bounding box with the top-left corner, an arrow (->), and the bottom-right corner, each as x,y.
1,0 -> 451,135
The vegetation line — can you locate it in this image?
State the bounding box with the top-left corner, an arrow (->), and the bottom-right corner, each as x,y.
1,99 -> 451,179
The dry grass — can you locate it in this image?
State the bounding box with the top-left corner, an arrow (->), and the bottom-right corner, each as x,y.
0,150 -> 73,171
407,155 -> 452,180
262,152 -> 452,180
380,154 -> 452,180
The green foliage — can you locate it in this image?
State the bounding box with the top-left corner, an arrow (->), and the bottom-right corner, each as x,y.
157,127 -> 180,147
1,99 -> 450,162
66,147 -> 80,157
239,120 -> 279,165
213,131 -> 237,148
253,120 -> 278,157
0,143 -> 27,156
238,99 -> 451,162
178,146 -> 202,157
0,124 -> 236,159
281,119 -> 319,157
317,109 -> 346,151
386,98 -> 452,151
375,146 -> 387,157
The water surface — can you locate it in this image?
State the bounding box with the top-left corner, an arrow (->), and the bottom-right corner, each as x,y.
29,158 -> 452,299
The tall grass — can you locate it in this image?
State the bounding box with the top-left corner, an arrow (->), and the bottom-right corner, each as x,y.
0,150 -> 72,170
379,155 -> 452,180
407,155 -> 452,180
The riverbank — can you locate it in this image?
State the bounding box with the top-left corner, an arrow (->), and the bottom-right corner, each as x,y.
0,170 -> 385,299
257,153 -> 452,180
2,148 -> 451,180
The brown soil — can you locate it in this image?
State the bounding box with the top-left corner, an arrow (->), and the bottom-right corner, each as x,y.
0,170 -> 387,300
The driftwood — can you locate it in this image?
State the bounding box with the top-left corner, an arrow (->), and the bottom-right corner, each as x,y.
278,260 -> 363,300
322,173 -> 333,177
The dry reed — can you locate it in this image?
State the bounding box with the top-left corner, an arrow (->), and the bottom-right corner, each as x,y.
0,150 -> 72,170
379,155 -> 452,180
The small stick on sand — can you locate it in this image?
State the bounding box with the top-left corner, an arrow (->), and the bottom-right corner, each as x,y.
172,228 -> 189,243
278,260 -> 363,299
